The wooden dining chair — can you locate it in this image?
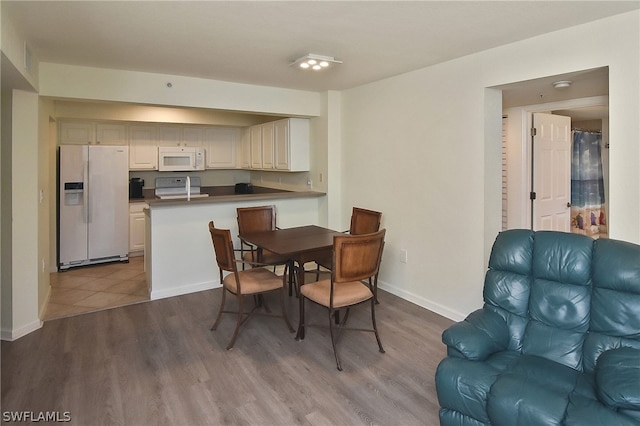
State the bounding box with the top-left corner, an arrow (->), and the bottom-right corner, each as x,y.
314,207 -> 382,299
236,205 -> 289,267
208,221 -> 294,350
296,229 -> 386,371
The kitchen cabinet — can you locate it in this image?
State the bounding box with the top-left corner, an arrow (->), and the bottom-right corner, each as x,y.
183,127 -> 204,147
157,125 -> 182,147
96,123 -> 127,145
244,119 -> 309,171
129,125 -> 158,170
204,127 -> 238,169
261,122 -> 275,169
60,121 -> 95,145
274,118 -> 310,171
60,121 -> 127,145
250,125 -> 263,169
240,128 -> 251,168
129,202 -> 148,255
158,125 -> 203,147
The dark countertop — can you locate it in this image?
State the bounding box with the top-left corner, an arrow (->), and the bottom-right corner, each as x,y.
130,185 -> 325,207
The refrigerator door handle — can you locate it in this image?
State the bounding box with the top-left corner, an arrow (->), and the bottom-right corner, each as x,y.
83,160 -> 89,223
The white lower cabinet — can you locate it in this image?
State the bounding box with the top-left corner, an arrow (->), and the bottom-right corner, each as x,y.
129,202 -> 148,255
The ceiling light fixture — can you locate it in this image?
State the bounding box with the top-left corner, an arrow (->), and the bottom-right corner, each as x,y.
291,54 -> 342,71
552,80 -> 572,89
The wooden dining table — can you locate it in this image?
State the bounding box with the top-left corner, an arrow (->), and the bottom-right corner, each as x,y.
239,225 -> 344,290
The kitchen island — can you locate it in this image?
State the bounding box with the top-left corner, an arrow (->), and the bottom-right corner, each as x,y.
144,187 -> 325,300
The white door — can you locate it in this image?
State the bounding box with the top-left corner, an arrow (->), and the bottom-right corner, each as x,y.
532,112 -> 572,231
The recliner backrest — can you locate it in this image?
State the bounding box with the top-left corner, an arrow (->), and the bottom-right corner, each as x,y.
483,229 -> 640,373
524,231 -> 593,370
583,238 -> 640,373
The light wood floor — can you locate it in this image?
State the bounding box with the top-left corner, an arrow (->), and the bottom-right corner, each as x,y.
2,278 -> 452,425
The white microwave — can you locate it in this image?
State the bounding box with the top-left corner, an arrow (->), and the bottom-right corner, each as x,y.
158,147 -> 205,171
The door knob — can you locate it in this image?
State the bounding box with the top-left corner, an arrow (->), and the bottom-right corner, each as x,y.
567,202 -> 572,208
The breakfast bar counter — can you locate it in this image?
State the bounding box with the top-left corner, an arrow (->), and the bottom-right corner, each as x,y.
145,185 -> 323,207
143,187 -> 325,301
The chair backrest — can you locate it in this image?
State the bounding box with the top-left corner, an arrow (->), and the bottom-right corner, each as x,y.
350,207 -> 382,235
208,221 -> 237,273
237,205 -> 277,235
333,229 -> 386,284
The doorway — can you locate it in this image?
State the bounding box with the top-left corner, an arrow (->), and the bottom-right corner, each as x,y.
500,67 -> 609,235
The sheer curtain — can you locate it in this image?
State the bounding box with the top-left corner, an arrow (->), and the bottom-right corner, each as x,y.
571,130 -> 607,238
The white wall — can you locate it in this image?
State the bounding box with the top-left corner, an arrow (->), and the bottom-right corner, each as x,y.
1,3 -> 39,90
39,63 -> 323,118
342,11 -> 640,320
38,98 -> 55,310
5,90 -> 41,340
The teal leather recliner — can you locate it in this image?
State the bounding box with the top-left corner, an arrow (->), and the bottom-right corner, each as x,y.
435,230 -> 640,425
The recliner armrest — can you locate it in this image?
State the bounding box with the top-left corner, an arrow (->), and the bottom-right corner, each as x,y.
595,347 -> 640,411
442,309 -> 510,361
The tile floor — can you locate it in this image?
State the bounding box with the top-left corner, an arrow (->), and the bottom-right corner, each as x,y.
44,256 -> 149,321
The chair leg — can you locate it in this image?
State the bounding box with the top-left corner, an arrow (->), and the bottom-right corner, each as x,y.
211,287 -> 227,330
370,298 -> 385,354
328,308 -> 343,371
295,294 -> 306,340
226,295 -> 244,350
280,283 -> 295,333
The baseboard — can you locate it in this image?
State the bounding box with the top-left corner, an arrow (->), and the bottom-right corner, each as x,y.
1,318 -> 43,341
150,280 -> 220,301
378,280 -> 466,322
40,285 -> 52,320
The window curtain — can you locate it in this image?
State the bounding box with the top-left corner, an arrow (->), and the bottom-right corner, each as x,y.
571,130 -> 607,238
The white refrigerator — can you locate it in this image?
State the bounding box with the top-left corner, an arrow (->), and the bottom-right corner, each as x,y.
59,145 -> 129,270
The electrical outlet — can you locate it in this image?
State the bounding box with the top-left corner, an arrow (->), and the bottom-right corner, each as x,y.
42,258 -> 45,273
400,249 -> 408,263
319,173 -> 323,183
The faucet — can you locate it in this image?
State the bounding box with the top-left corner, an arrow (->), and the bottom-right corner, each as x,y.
186,176 -> 191,200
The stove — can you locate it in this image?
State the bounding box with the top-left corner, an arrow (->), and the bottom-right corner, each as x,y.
154,176 -> 209,200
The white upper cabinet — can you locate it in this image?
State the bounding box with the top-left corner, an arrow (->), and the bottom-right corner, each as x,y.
240,128 -> 251,169
250,125 -> 263,169
261,122 -> 275,170
158,125 -> 204,147
157,125 -> 182,147
96,123 -> 127,145
183,127 -> 204,147
129,125 -> 158,170
60,121 -> 126,146
59,119 -> 310,172
60,121 -> 95,145
204,127 -> 238,169
275,118 -> 309,171
244,118 -> 309,171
